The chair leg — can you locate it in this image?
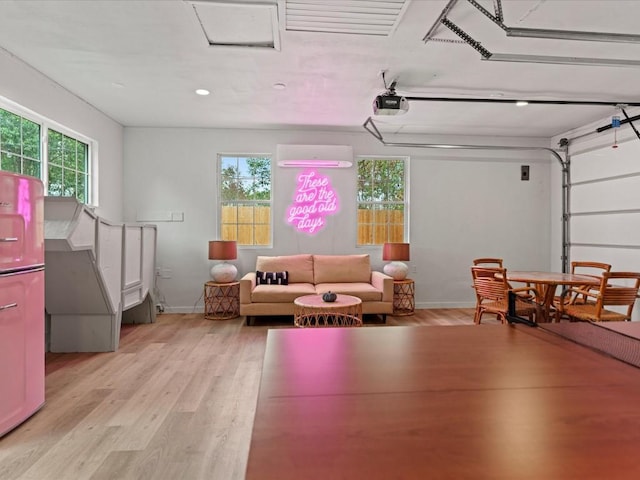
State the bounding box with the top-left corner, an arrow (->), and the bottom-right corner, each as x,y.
474,307 -> 482,324
554,304 -> 569,322
529,308 -> 537,323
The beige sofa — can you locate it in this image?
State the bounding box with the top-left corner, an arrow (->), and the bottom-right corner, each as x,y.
240,254 -> 393,325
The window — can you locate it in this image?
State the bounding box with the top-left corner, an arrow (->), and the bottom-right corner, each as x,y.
47,129 -> 90,200
0,103 -> 94,205
219,155 -> 272,246
357,156 -> 408,245
0,109 -> 41,178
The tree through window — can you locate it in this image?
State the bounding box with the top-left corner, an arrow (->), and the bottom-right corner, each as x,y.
47,129 -> 89,201
0,109 -> 41,178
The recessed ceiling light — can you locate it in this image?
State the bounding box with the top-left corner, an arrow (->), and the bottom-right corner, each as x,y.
272,83 -> 286,90
111,82 -> 125,88
516,101 -> 529,107
195,89 -> 210,96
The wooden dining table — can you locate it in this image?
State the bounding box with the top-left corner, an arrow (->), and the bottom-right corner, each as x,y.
501,270 -> 601,322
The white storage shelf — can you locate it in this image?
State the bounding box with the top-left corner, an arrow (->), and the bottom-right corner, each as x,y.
44,197 -> 157,352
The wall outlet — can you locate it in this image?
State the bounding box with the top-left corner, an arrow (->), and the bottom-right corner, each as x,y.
411,265 -> 417,273
161,268 -> 172,279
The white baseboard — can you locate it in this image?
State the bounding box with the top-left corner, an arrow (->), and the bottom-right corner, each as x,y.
415,301 -> 475,309
162,306 -> 204,314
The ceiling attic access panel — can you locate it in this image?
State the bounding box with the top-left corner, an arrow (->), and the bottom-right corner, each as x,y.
188,1 -> 281,50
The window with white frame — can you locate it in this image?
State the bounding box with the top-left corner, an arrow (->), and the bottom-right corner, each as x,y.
0,103 -> 94,205
0,108 -> 41,178
357,156 -> 408,245
46,129 -> 90,201
218,154 -> 272,246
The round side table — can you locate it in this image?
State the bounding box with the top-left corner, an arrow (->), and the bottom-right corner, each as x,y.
204,281 -> 240,320
393,279 -> 415,316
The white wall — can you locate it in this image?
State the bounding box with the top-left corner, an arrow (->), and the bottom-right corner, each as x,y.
0,47 -> 124,221
0,44 -> 557,312
124,127 -> 553,312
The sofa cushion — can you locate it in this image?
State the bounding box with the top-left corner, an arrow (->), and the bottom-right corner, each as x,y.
251,283 -> 317,303
315,283 -> 382,302
256,270 -> 289,285
313,254 -> 371,284
256,254 -> 314,284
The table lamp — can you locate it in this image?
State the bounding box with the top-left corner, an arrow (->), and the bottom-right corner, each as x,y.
208,240 -> 238,283
382,242 -> 410,280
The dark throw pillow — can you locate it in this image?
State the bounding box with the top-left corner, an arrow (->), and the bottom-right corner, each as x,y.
256,270 -> 289,285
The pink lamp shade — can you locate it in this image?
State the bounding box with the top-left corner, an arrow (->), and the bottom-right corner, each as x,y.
208,240 -> 238,282
382,243 -> 410,261
208,240 -> 237,260
382,242 -> 410,280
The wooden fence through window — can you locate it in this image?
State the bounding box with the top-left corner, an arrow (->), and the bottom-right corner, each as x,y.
221,206 -> 404,245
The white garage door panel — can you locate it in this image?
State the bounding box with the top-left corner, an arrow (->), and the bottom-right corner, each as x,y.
571,140 -> 640,183
572,245 -> 640,271
569,134 -> 640,321
571,176 -> 640,213
572,213 -> 640,246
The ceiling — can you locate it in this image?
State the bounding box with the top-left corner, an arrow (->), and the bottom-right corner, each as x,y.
1,0 -> 639,138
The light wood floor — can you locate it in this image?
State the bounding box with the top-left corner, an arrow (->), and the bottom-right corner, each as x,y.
0,309 -> 488,480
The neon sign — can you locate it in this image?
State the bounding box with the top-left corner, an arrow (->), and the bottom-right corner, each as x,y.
286,169 -> 339,235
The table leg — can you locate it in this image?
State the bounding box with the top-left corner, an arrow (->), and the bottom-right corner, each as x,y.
540,284 -> 558,323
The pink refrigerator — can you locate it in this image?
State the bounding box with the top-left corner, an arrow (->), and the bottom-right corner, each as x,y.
0,171 -> 45,437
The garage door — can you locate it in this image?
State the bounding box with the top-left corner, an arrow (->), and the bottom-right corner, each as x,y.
568,138 -> 640,319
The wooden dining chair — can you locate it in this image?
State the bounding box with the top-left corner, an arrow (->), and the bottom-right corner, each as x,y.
471,266 -> 540,324
556,271 -> 640,322
472,258 -> 503,267
553,261 -> 612,321
472,257 -> 534,301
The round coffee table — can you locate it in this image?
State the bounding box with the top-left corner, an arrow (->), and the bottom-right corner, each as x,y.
293,294 -> 363,327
